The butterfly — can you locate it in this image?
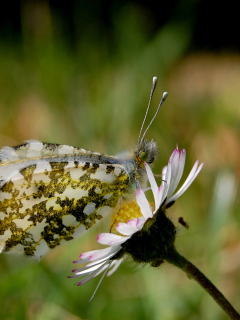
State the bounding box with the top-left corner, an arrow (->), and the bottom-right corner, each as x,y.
0,77 -> 167,258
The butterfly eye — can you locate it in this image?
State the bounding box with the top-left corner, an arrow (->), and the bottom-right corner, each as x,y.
139,151 -> 149,162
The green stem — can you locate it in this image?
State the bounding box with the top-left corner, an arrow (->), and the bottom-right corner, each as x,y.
166,248 -> 240,320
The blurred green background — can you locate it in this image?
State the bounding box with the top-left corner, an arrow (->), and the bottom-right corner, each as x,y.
0,1 -> 240,319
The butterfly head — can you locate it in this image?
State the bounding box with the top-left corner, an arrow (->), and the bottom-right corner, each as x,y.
135,139 -> 158,167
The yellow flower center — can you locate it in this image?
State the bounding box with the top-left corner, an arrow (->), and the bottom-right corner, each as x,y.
111,198 -> 154,233
111,199 -> 142,232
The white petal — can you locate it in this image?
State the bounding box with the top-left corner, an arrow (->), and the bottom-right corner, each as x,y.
86,249 -> 120,267
162,162 -> 172,201
167,161 -> 204,203
154,185 -> 164,212
169,148 -> 180,167
177,149 -> 187,183
116,221 -> 138,235
107,258 -> 124,277
97,233 -> 129,246
136,188 -> 153,219
75,245 -> 121,264
167,149 -> 186,198
127,218 -> 139,228
76,261 -> 110,286
127,217 -> 146,230
77,246 -> 116,263
167,149 -> 180,197
144,162 -> 159,208
72,261 -> 106,276
135,219 -> 145,230
134,217 -> 146,229
162,165 -> 167,181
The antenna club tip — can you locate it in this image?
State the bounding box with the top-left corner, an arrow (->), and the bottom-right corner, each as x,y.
153,76 -> 158,83
162,92 -> 168,100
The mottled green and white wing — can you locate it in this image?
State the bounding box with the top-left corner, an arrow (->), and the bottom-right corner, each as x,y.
0,141 -> 130,258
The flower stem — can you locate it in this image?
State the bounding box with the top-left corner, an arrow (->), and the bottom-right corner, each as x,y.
166,248 -> 240,320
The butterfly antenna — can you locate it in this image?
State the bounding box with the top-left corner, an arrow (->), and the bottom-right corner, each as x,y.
140,91 -> 168,146
138,76 -> 158,145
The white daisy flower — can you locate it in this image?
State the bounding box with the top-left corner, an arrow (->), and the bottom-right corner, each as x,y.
70,147 -> 203,299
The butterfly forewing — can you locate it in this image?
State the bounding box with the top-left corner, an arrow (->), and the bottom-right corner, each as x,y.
0,141 -> 131,257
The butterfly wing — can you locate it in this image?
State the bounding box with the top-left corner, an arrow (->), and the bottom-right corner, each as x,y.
0,141 -> 130,257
